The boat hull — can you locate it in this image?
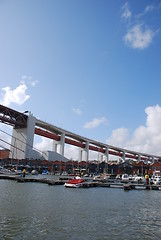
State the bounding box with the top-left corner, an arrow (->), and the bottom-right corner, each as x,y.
64,183 -> 83,188
64,178 -> 84,188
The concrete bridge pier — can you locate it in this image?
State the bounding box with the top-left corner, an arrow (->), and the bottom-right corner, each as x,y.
104,147 -> 109,174
59,132 -> 65,156
122,151 -> 126,161
52,132 -> 65,157
78,147 -> 83,162
52,140 -> 58,152
84,141 -> 89,162
10,114 -> 36,160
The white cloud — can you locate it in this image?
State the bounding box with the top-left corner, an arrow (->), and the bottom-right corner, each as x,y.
30,80 -> 39,87
122,2 -> 132,20
107,105 -> 161,156
64,145 -> 79,160
121,3 -> 159,50
0,75 -> 39,107
72,108 -> 82,115
0,84 -> 30,107
136,5 -> 154,18
145,5 -> 154,13
84,117 -> 107,129
21,75 -> 39,87
106,128 -> 129,148
34,137 -> 53,152
123,24 -> 154,49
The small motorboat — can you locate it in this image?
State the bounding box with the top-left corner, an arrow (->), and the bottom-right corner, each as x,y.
134,175 -> 145,183
42,169 -> 49,175
151,175 -> 161,185
31,169 -> 38,175
64,176 -> 84,188
121,174 -> 129,183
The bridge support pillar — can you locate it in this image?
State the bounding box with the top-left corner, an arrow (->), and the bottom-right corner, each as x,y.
104,147 -> 109,174
100,153 -> 103,162
78,148 -> 83,162
122,151 -> 126,161
84,141 -> 89,162
10,114 -> 36,160
52,140 -> 58,152
59,132 -> 65,156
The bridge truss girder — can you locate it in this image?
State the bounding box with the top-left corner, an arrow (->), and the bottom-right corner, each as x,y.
0,104 -> 28,128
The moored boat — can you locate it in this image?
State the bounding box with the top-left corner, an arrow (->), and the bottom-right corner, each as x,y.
0,167 -> 16,175
150,175 -> 161,185
31,169 -> 38,175
64,176 -> 84,188
121,174 -> 129,182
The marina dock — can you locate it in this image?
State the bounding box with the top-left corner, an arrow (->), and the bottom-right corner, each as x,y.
0,174 -> 161,190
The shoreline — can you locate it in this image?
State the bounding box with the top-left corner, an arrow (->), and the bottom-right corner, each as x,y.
0,174 -> 161,191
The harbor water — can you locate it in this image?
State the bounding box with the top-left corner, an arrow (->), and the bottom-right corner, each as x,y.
0,178 -> 161,240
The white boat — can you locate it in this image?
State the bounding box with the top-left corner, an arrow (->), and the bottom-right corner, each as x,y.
61,171 -> 68,176
31,169 -> 38,175
83,174 -> 89,178
115,174 -> 121,180
134,175 -> 145,183
64,176 -> 84,188
15,169 -> 23,175
0,167 -> 14,175
151,175 -> 161,185
128,175 -> 135,181
93,175 -> 101,181
121,174 -> 129,182
93,174 -> 109,181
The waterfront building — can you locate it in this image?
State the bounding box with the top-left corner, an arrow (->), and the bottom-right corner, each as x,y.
0,148 -> 10,159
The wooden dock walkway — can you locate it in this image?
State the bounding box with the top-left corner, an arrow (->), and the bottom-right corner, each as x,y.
0,174 -> 161,190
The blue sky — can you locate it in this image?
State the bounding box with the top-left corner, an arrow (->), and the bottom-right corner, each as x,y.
0,0 -> 161,159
